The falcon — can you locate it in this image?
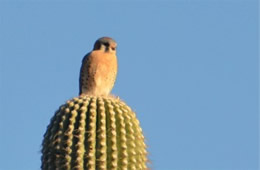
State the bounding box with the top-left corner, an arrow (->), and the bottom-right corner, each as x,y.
79,37 -> 118,96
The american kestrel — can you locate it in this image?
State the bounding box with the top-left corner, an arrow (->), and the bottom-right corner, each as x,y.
79,37 -> 118,96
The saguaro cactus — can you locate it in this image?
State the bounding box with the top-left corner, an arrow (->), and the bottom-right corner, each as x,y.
41,95 -> 147,170
41,37 -> 148,169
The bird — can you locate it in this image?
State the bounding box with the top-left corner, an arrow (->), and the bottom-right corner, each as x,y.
79,37 -> 118,96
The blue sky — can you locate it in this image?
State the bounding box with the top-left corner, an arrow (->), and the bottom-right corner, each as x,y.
0,0 -> 258,170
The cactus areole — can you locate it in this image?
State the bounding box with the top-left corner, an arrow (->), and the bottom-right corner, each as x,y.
41,95 -> 147,170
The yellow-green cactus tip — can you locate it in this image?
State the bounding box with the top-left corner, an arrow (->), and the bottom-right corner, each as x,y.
41,95 -> 148,170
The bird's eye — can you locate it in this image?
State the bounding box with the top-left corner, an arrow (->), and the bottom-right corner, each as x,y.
111,47 -> 116,51
103,42 -> 109,46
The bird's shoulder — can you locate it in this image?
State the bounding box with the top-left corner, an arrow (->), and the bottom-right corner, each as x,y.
82,52 -> 92,63
82,51 -> 106,62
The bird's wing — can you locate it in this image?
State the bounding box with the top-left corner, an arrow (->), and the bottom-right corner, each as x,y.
79,52 -> 92,95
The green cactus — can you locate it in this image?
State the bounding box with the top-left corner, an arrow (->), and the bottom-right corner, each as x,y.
41,95 -> 147,170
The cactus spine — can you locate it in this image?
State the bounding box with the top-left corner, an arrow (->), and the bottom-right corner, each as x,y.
41,95 -> 147,170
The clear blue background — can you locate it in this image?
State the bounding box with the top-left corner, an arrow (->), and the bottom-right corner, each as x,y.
0,0 -> 258,170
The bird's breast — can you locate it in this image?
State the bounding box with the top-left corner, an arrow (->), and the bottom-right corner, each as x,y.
89,51 -> 117,95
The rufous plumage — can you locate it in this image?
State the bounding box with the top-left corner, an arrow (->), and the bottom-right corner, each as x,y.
79,37 -> 118,96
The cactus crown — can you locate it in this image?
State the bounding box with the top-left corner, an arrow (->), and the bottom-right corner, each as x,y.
41,95 -> 147,170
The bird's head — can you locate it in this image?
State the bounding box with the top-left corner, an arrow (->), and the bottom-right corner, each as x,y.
93,37 -> 117,54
